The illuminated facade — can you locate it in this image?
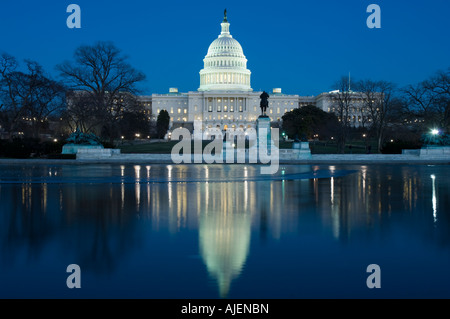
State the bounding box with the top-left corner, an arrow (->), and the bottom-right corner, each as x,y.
143,11 -> 372,138
148,12 -> 301,138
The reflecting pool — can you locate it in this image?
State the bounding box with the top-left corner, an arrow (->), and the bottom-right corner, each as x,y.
0,163 -> 449,298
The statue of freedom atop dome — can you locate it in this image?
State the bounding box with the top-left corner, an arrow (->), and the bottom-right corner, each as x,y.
259,91 -> 270,117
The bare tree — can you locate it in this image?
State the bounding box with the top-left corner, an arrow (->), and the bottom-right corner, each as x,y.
402,68 -> 450,133
56,41 -> 146,142
423,68 -> 450,131
402,81 -> 438,126
331,76 -> 354,153
356,80 -> 396,152
63,91 -> 100,134
0,54 -> 66,138
0,53 -> 22,133
24,61 -> 66,138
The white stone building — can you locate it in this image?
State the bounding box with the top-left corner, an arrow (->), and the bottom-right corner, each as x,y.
139,11 -> 375,138
146,11 -> 302,138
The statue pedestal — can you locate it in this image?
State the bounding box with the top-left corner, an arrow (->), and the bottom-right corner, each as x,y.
292,141 -> 311,158
248,116 -> 278,161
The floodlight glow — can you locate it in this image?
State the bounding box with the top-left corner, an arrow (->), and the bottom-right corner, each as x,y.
431,129 -> 439,135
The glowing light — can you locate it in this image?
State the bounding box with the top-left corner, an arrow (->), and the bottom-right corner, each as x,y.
431,129 -> 439,135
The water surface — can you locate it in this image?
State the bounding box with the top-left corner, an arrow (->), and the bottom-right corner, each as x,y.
0,163 -> 449,299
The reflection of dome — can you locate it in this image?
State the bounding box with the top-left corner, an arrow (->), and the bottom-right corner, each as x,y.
199,11 -> 252,92
199,209 -> 251,298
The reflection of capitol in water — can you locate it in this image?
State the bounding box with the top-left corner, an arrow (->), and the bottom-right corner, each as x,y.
198,182 -> 252,298
150,165 -> 259,297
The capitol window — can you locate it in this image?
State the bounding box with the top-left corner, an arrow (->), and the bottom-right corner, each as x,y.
178,108 -> 181,114
217,105 -> 221,112
224,105 -> 228,112
239,106 -> 243,112
184,109 -> 187,114
208,105 -> 212,112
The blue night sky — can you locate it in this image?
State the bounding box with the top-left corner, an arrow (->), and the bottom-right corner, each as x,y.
0,0 -> 449,96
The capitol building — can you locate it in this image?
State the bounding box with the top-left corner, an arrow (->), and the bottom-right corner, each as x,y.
138,11 -> 366,138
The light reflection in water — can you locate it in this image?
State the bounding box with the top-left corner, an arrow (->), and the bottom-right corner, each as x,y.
431,174 -> 437,223
121,165 -> 125,210
135,165 -> 141,210
1,164 -> 449,298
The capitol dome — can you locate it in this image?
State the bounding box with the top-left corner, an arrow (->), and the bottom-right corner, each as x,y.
199,11 -> 252,92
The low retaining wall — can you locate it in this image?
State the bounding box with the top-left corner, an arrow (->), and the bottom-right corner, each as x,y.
76,148 -> 312,162
402,146 -> 450,158
419,146 -> 450,156
74,147 -> 449,164
76,148 -> 121,159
